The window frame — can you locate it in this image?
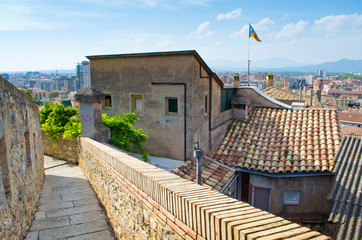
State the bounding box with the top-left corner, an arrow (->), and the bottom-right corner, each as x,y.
204,93 -> 209,116
131,94 -> 144,114
284,190 -> 300,205
103,94 -> 112,109
166,97 -> 178,115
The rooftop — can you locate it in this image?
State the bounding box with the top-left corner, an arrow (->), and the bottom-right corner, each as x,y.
338,111 -> 362,124
171,157 -> 236,192
263,86 -> 304,101
328,136 -> 362,240
208,107 -> 341,174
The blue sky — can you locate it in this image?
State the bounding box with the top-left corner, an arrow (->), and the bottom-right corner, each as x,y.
1,0 -> 361,71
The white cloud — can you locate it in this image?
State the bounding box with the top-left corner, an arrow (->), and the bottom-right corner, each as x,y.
190,21 -> 214,38
313,14 -> 362,35
229,25 -> 248,38
254,17 -> 275,29
216,8 -> 241,20
276,20 -> 308,39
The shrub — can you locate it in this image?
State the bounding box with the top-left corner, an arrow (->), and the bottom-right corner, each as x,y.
40,101 -> 81,144
102,113 -> 149,161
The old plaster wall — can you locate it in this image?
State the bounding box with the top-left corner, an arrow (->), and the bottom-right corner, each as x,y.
90,54 -> 194,160
251,174 -> 333,217
0,76 -> 44,239
42,131 -> 79,164
271,175 -> 333,217
89,53 -> 228,161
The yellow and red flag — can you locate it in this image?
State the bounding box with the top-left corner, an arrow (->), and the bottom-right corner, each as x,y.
249,24 -> 262,42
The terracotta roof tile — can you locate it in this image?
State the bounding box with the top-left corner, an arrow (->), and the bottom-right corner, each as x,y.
208,107 -> 341,174
171,157 -> 236,191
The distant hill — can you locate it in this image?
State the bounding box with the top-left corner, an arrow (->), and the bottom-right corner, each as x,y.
210,58 -> 362,74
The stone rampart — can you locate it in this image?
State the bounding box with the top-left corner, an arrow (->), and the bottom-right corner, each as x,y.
42,131 -> 79,164
0,76 -> 44,239
79,137 -> 330,240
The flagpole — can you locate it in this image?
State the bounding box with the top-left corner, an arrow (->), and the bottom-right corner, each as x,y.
248,23 -> 250,86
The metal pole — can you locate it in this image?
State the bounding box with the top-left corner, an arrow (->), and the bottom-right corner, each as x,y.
195,149 -> 204,185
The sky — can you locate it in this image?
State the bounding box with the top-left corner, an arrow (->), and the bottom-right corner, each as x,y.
1,0 -> 362,71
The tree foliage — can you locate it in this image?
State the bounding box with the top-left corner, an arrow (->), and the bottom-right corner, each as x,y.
340,73 -> 362,80
48,91 -> 60,98
40,101 -> 81,144
21,89 -> 42,106
102,113 -> 149,161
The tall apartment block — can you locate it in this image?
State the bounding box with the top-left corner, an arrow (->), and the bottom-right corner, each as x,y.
76,61 -> 90,90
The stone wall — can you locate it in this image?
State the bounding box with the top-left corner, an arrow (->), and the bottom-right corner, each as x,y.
0,76 -> 44,239
42,131 -> 79,164
79,137 -> 329,240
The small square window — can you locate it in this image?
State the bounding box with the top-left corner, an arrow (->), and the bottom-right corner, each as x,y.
103,94 -> 112,108
166,97 -> 178,115
284,190 -> 300,205
131,94 -> 143,113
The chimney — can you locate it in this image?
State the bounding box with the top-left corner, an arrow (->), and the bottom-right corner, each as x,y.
233,73 -> 240,88
267,73 -> 274,87
284,77 -> 289,89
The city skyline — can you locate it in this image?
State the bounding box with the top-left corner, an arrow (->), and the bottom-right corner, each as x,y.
1,0 -> 362,71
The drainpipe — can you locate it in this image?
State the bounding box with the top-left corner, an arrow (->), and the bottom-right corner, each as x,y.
194,142 -> 204,185
151,82 -> 187,162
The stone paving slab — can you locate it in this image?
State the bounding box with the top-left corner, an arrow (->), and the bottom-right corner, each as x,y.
26,155 -> 115,240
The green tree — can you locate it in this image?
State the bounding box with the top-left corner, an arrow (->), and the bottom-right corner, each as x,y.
21,89 -> 42,106
49,91 -> 60,98
40,102 -> 81,144
102,113 -> 149,161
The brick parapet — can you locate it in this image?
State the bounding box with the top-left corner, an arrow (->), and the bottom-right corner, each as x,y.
79,137 -> 331,240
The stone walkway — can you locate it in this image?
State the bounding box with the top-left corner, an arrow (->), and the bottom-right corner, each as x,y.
26,156 -> 115,240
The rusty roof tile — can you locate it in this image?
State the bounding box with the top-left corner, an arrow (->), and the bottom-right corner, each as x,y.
210,107 -> 341,174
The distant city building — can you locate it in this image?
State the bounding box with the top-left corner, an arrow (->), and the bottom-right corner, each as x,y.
0,73 -> 9,80
316,69 -> 327,79
76,61 -> 90,90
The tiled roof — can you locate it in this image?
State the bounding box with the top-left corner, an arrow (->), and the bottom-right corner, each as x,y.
263,86 -> 303,100
328,136 -> 362,240
341,125 -> 362,137
208,107 -> 341,173
171,157 -> 236,192
338,111 -> 362,124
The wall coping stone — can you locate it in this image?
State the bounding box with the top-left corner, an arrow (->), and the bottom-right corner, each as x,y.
80,137 -> 331,240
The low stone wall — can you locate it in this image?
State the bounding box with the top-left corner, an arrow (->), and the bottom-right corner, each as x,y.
42,131 -> 79,164
79,137 -> 330,240
0,76 -> 44,239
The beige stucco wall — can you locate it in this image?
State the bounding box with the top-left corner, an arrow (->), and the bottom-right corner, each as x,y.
250,174 -> 333,217
89,53 -> 226,161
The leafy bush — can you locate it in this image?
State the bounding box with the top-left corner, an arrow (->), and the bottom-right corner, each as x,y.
102,113 -> 149,161
40,101 -> 81,144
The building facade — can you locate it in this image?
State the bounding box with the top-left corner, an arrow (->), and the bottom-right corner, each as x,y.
88,51 -> 232,161
76,61 -> 90,90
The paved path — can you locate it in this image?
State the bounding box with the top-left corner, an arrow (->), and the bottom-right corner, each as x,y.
26,156 -> 115,240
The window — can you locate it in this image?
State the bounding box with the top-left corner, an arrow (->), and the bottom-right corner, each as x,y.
166,97 -> 178,115
284,190 -> 300,205
204,93 -> 209,116
103,94 -> 112,108
221,89 -> 235,112
131,94 -> 143,113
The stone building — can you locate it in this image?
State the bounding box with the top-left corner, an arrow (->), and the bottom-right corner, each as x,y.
87,50 -> 233,162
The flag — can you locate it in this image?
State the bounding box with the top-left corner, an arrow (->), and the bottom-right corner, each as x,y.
249,24 -> 262,42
